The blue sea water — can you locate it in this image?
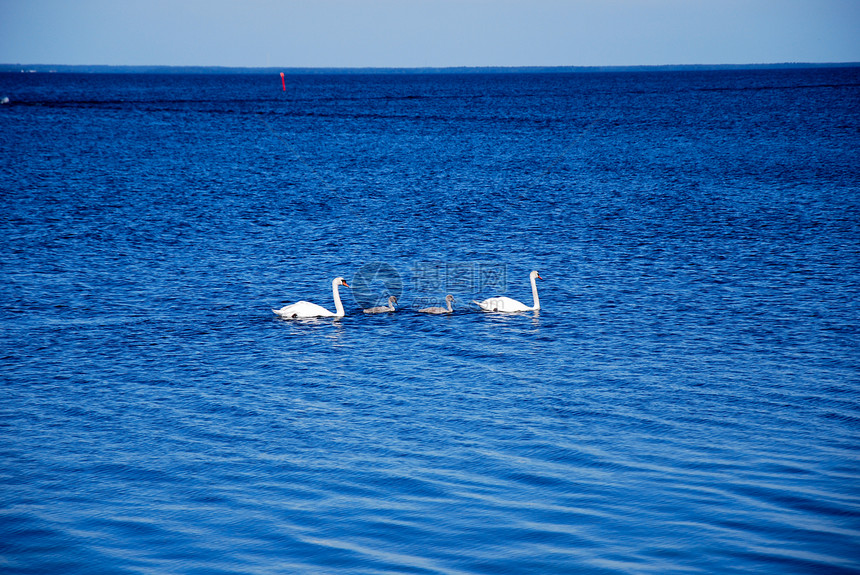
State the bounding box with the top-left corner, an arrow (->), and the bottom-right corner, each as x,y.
1,67 -> 859,574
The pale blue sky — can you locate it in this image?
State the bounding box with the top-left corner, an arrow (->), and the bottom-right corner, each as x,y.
1,0 -> 858,68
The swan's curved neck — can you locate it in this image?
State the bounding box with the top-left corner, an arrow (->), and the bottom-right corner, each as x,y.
332,280 -> 345,317
531,275 -> 540,310
446,299 -> 453,312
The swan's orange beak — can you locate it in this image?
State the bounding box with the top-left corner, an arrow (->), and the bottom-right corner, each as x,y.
536,273 -> 543,280
341,280 -> 350,287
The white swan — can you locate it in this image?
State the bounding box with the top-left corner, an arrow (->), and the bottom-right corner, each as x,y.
363,295 -> 397,314
273,277 -> 350,319
419,294 -> 454,314
473,271 -> 542,312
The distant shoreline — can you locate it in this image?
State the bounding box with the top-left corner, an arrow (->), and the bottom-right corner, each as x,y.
1,63 -> 858,75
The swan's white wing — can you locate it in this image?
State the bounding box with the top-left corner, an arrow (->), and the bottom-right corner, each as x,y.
273,300 -> 335,318
475,296 -> 531,312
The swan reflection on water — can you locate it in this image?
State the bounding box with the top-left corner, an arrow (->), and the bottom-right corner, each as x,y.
482,308 -> 541,328
276,315 -> 347,345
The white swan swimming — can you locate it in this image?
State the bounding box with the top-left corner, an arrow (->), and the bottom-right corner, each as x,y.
473,270 -> 542,312
273,277 -> 350,319
363,295 -> 397,314
419,294 -> 454,314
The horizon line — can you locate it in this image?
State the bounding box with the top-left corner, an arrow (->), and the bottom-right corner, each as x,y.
2,62 -> 859,74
